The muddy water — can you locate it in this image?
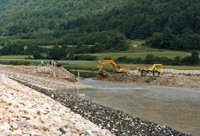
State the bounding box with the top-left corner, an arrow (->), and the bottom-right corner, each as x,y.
66,78 -> 200,135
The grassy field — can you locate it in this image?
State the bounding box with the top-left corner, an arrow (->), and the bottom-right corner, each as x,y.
87,51 -> 190,60
0,55 -> 31,59
84,42 -> 191,60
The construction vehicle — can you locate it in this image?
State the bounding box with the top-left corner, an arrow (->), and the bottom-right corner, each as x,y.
136,64 -> 163,76
97,60 -> 130,75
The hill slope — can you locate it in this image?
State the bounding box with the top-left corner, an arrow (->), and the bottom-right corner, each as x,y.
0,0 -> 200,50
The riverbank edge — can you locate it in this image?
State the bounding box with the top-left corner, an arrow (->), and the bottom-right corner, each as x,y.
11,77 -> 190,136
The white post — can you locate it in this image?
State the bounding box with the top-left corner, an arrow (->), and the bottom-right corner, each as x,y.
77,71 -> 79,97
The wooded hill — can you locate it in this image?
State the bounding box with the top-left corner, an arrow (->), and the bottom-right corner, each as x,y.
0,0 -> 200,51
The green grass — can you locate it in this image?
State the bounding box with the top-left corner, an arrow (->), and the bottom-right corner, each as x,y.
86,40 -> 192,60
126,46 -> 162,53
0,55 -> 32,59
87,51 -> 190,60
64,62 -> 99,71
0,58 -> 95,66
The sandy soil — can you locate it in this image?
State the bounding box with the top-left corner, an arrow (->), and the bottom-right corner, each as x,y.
95,70 -> 200,89
0,65 -> 91,90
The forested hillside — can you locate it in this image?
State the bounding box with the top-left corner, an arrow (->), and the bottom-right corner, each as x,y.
0,0 -> 200,51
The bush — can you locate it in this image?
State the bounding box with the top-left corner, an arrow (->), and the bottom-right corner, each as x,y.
8,61 -> 31,65
103,57 -> 111,60
116,53 -> 200,66
116,56 -> 144,64
70,55 -> 98,60
144,54 -> 155,64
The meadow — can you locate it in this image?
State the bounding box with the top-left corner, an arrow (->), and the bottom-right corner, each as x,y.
0,43 -> 199,70
85,43 -> 191,60
87,51 -> 190,60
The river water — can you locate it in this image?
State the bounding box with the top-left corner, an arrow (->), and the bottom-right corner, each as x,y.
66,78 -> 200,135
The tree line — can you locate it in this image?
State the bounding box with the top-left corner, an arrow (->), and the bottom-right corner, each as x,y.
145,28 -> 200,50
0,0 -> 199,50
116,51 -> 200,66
0,43 -> 100,60
0,41 -> 199,66
0,31 -> 129,59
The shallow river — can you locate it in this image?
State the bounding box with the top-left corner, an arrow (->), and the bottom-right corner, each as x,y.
66,78 -> 200,135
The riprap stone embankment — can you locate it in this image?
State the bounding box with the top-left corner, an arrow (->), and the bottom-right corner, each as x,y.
0,76 -> 112,136
13,78 -> 190,136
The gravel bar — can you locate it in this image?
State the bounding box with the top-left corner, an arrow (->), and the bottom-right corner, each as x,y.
12,78 -> 191,136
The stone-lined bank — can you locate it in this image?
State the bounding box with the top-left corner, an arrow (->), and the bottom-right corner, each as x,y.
0,76 -> 112,136
12,78 -> 190,136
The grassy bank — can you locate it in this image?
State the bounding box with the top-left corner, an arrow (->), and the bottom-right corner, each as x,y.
0,58 -> 94,66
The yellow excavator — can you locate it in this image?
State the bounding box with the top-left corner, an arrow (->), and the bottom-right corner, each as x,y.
97,60 -> 130,75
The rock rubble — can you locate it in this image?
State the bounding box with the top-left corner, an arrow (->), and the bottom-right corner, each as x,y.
164,69 -> 200,76
95,71 -> 200,89
131,69 -> 200,76
13,78 -> 190,136
0,76 -> 113,136
0,65 -> 91,90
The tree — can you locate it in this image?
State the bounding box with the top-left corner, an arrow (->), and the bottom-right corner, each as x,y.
48,45 -> 66,60
25,45 -> 40,55
145,54 -> 155,64
173,56 -> 181,65
33,50 -> 43,59
106,34 -> 129,51
0,43 -> 24,55
181,51 -> 199,65
190,51 -> 199,64
0,0 -> 200,51
75,42 -> 88,53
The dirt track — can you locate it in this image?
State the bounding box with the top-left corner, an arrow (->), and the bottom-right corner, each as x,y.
0,65 -> 90,90
95,72 -> 200,89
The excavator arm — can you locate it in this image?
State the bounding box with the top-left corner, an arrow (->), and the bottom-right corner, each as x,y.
97,60 -> 130,74
98,60 -> 118,72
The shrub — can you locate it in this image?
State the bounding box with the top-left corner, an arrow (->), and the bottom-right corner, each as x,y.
8,61 -> 31,65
